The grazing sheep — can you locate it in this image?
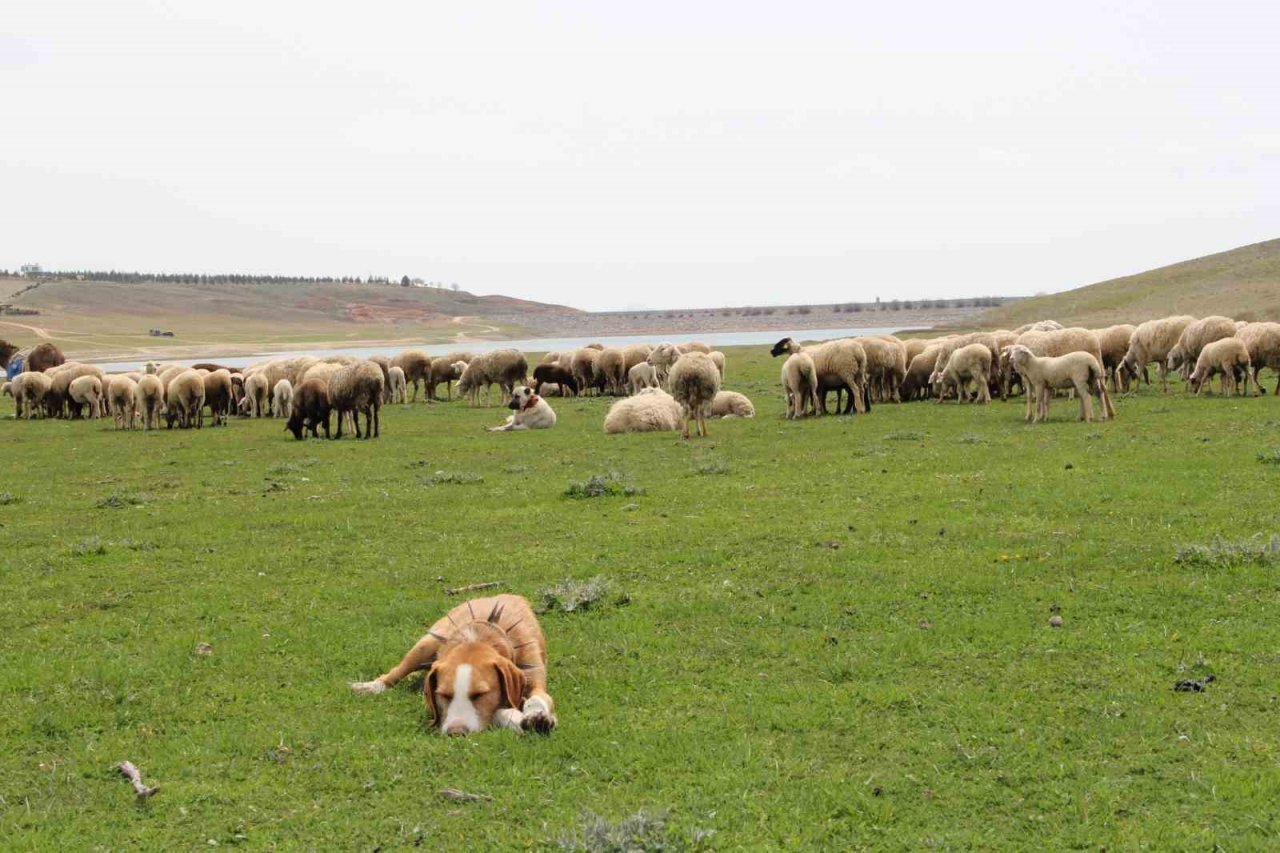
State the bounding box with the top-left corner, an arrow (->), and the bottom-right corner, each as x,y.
68,375 -> 103,419
46,363 -> 105,418
667,352 -> 721,439
201,370 -> 234,426
387,366 -> 407,403
286,378 -> 332,440
627,362 -> 660,395
368,355 -> 393,403
134,375 -> 164,430
270,378 -> 293,420
107,376 -> 138,429
244,372 -> 271,417
621,344 -> 655,376
901,346 -> 942,401
1091,325 -> 1136,392
1189,337 -> 1251,396
539,351 -> 561,365
391,350 -> 432,402
328,361 -> 384,439
571,348 -> 603,395
456,349 -> 528,406
1236,322 -> 1280,395
603,387 -> 684,434
709,390 -> 754,418
1120,315 -> 1195,392
532,363 -> 578,396
1167,316 -> 1237,376
16,371 -> 52,419
1007,345 -> 1115,423
937,344 -> 993,404
424,351 -> 476,401
781,352 -> 820,419
770,337 -> 869,415
859,336 -> 907,403
594,347 -> 627,395
708,350 -> 726,380
165,370 -> 206,429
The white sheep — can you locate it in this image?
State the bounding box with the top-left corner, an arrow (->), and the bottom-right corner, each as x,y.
1188,337 -> 1250,396
646,343 -> 682,383
781,352 -> 819,419
387,366 -> 407,404
17,372 -> 52,419
68,375 -> 103,419
1235,322 -> 1280,395
134,375 -> 164,430
603,387 -> 684,434
709,390 -> 754,418
165,370 -> 206,429
107,375 -> 138,429
1167,316 -> 1237,376
1007,345 -> 1115,423
1120,315 -> 1195,392
708,350 -> 726,381
937,343 -> 993,404
628,362 -> 660,395
667,351 -> 721,438
273,379 -> 294,419
770,337 -> 869,415
244,372 -> 271,417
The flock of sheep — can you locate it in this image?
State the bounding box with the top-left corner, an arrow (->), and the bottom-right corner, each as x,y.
3,314 -> 1278,439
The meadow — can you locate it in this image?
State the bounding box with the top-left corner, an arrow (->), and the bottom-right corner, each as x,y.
2,346 -> 1279,849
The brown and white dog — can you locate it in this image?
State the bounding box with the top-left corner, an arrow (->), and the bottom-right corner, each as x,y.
351,594 -> 557,735
485,385 -> 557,432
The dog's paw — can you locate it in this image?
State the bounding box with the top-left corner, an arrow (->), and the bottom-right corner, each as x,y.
520,697 -> 556,734
350,680 -> 387,696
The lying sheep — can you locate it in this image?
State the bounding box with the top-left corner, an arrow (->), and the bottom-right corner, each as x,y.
709,390 -> 754,418
134,374 -> 164,430
1167,316 -> 1236,376
937,344 -> 992,404
1236,322 -> 1280,395
273,379 -> 294,420
387,366 -> 407,404
533,363 -> 578,396
68,375 -> 103,419
603,387 -> 684,434
165,370 -> 206,429
286,378 -> 332,440
1120,315 -> 1194,392
328,361 -> 384,439
107,375 -> 138,429
770,337 -> 868,415
628,362 -> 659,395
668,351 -> 721,438
244,372 -> 271,417
782,351 -> 820,419
1188,337 -> 1250,396
1007,345 -> 1115,423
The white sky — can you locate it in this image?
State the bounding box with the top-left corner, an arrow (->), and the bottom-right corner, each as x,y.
3,2 -> 1278,311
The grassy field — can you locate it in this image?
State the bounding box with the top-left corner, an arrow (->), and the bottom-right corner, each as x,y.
3,346 -> 1280,849
974,237 -> 1280,329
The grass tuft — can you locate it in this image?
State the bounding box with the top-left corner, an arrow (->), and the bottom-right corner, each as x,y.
884,430 -> 925,441
1257,448 -> 1280,465
537,576 -> 626,614
694,459 -> 730,476
0,492 -> 21,505
1174,534 -> 1280,568
424,471 -> 484,485
95,491 -> 148,509
69,536 -> 107,557
556,810 -> 710,852
564,472 -> 642,499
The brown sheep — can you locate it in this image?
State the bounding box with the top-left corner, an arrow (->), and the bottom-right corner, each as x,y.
328,361 -> 384,439
532,363 -> 578,396
286,378 -> 333,440
203,369 -> 235,426
390,350 -> 432,402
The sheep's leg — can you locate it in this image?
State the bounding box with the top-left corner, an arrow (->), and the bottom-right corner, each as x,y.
335,410 -> 344,439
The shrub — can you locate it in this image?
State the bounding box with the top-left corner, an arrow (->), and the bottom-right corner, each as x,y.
564,473 -> 642,499
1257,449 -> 1280,465
424,471 -> 484,485
556,810 -> 711,852
70,536 -> 107,557
536,576 -> 626,614
0,492 -> 20,506
96,492 -> 148,509
1174,534 -> 1280,568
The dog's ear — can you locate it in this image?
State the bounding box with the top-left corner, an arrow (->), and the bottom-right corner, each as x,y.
494,658 -> 525,710
424,664 -> 443,728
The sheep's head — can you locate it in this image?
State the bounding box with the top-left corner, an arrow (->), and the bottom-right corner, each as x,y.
285,414 -> 306,440
770,338 -> 796,358
1166,346 -> 1185,371
1006,345 -> 1033,368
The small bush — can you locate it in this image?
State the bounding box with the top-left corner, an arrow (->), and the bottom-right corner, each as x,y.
1175,534 -> 1280,568
70,536 -> 107,557
0,492 -> 21,506
694,460 -> 730,476
957,433 -> 985,445
1257,449 -> 1280,466
564,473 -> 642,499
96,492 -> 148,509
557,810 -> 710,852
537,576 -> 627,614
424,471 -> 484,486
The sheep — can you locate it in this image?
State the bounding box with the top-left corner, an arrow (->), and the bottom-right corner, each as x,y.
387,366 -> 407,403
1167,316 -> 1237,376
165,370 -> 206,429
390,350 -> 432,402
901,346 -> 943,401
243,372 -> 270,417
539,351 -> 561,365
603,387 -> 684,434
328,360 -> 384,439
622,343 -> 654,373
1,380 -> 14,418
272,379 -> 294,420
595,347 -> 627,395
709,390 -> 754,418
426,351 -> 477,401
456,349 -> 528,406
68,375 -> 103,419
1012,320 -> 1064,334
286,378 -> 332,440
1188,337 -> 1251,396
1087,325 -> 1137,392
571,348 -> 603,395
17,371 -> 52,419
646,343 -> 682,382
708,350 -> 726,380
628,362 -> 660,395
107,375 -> 138,429
929,333 -> 1000,398
1007,327 -> 1105,420
46,363 -> 105,418
781,352 -> 820,419
667,351 -> 721,439
1007,345 -> 1115,423
680,341 -> 712,354
134,375 -> 164,430
937,344 -> 993,404
368,355 -> 393,403
859,336 -> 907,403
770,337 -> 868,415
1236,322 -> 1280,395
200,370 -> 234,426
1119,315 -> 1194,392
532,363 -> 578,396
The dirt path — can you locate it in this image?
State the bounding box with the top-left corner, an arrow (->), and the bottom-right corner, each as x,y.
0,319 -> 53,339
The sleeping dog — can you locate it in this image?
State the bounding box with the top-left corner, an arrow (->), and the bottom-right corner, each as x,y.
485,385 -> 556,432
351,594 -> 557,735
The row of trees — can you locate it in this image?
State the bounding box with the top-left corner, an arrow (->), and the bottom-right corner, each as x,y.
4,268 -> 454,288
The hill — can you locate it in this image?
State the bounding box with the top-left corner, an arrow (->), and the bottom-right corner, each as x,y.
975,238 -> 1280,329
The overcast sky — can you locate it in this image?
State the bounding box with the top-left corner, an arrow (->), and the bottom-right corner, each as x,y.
4,2 -> 1278,311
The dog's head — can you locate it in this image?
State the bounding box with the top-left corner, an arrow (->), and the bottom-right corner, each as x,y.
425,644 -> 525,736
508,385 -> 537,411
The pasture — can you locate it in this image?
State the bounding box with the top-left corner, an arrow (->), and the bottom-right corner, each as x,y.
2,345 -> 1279,849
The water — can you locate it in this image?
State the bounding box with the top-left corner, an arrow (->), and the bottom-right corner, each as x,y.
88,326 -> 905,373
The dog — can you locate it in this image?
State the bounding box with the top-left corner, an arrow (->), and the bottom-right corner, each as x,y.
351,594 -> 557,735
485,385 -> 556,432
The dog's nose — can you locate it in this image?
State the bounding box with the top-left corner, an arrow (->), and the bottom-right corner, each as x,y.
444,723 -> 470,737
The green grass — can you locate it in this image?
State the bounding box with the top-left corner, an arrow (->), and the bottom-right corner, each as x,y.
3,347 -> 1280,848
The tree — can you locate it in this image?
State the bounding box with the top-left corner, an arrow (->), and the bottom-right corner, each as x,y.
401,275 -> 411,287
451,283 -> 460,292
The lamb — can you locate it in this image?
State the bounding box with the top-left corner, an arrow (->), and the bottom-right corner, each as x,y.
709,390 -> 754,418
594,348 -> 627,395
285,378 -> 332,440
1120,315 -> 1195,392
134,374 -> 164,430
390,350 -> 432,402
272,379 -> 294,420
646,343 -> 682,382
667,351 -> 721,438
603,387 -> 684,434
621,344 -> 655,376
532,363 -> 578,396
387,366 -> 407,403
571,348 -> 603,395
1188,337 -> 1251,396
456,349 -> 528,406
1235,322 -> 1280,395
1091,325 -> 1136,391
781,352 -> 820,419
1166,316 -> 1237,376
164,370 -> 206,429
68,375 -> 103,419
769,337 -> 869,415
107,375 -> 138,429
936,344 -> 992,404
1007,345 -> 1115,423
628,362 -> 660,395
328,360 -> 384,439
1008,327 -> 1105,420
708,351 -> 726,380
17,371 -> 52,419
244,372 -> 271,417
